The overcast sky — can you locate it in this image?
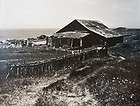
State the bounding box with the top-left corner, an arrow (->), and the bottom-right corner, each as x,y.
0,0 -> 140,29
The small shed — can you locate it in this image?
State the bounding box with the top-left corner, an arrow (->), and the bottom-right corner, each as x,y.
51,19 -> 124,49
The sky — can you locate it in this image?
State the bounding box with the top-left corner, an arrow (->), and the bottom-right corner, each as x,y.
0,0 -> 140,29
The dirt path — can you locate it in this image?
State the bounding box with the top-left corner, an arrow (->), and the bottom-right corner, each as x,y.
1,74 -> 69,106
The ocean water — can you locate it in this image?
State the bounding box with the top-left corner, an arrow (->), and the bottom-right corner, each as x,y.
0,28 -> 58,41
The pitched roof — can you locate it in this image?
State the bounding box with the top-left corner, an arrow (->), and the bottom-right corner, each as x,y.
54,19 -> 122,39
53,31 -> 89,39
76,19 -> 122,38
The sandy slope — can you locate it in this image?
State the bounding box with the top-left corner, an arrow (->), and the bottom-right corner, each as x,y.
0,74 -> 69,106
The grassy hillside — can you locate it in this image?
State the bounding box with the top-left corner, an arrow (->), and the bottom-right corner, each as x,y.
0,34 -> 140,106
35,34 -> 140,106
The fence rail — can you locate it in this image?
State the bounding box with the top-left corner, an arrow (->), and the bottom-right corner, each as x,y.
5,48 -> 107,78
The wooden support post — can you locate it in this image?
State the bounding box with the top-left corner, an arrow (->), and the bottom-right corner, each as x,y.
24,67 -> 27,76
80,38 -> 82,47
71,39 -> 73,48
45,64 -> 47,72
17,67 -> 19,77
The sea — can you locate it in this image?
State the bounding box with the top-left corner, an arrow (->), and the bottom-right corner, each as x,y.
0,28 -> 58,41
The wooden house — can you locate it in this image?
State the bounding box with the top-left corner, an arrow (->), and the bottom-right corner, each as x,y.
51,19 -> 124,49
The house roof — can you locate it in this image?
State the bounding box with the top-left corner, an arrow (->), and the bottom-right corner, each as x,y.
53,31 -> 89,39
76,19 -> 122,38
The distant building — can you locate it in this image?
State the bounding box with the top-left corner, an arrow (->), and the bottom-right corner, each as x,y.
113,27 -> 128,35
51,19 -> 124,49
114,27 -> 140,36
32,40 -> 47,46
4,39 -> 25,48
37,35 -> 47,40
113,27 -> 140,43
27,36 -> 48,47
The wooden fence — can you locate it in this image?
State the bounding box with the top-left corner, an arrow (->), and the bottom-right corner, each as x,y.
6,48 -> 107,78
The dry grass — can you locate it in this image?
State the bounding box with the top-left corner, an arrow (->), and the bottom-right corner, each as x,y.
35,57 -> 140,106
